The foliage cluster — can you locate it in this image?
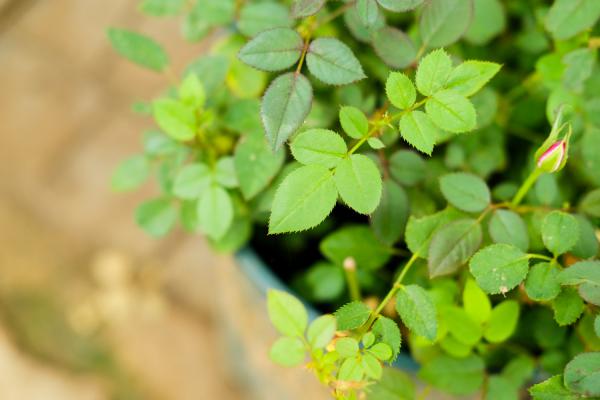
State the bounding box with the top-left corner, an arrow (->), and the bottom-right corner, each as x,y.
108,0 -> 600,398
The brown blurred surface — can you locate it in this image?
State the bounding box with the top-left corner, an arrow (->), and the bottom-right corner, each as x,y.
0,1 -> 242,399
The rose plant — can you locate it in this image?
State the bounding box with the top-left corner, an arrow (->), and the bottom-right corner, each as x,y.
108,0 -> 600,399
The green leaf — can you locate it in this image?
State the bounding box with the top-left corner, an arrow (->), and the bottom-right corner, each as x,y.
135,198 -> 177,237
396,285 -> 437,340
339,106 -> 369,139
321,225 -> 392,270
173,163 -> 212,199
399,110 -> 438,155
208,211 -> 252,253
238,28 -> 303,72
579,282 -> 600,306
269,336 -> 305,367
214,157 -> 238,188
580,189 -> 600,217
446,61 -> 501,97
371,26 -> 416,69
139,0 -> 186,16
306,38 -> 366,85
405,208 -> 464,257
344,5 -> 385,43
367,368 -> 415,400
564,352 -> 600,397
439,172 -> 490,213
428,219 -> 483,278
444,306 -> 482,346
362,332 -> 375,348
463,278 -> 491,324
356,0 -> 380,28
335,301 -> 371,331
362,353 -> 383,379
307,315 -> 337,348
552,287 -> 585,326
464,0 -> 506,45
483,300 -> 520,343
525,262 -> 561,301
415,49 -> 453,96
501,355 -> 536,388
334,154 -> 382,214
562,49 -> 596,92
485,376 -> 519,400
559,261 -> 600,296
572,215 -> 599,259
389,150 -> 426,186
368,137 -> 385,149
419,354 -> 485,396
224,99 -> 263,137
107,28 -> 168,71
386,72 -> 416,110
545,0 -> 600,40
336,337 -> 360,358
237,2 -> 292,37
368,343 -> 393,362
489,209 -> 529,251
267,289 -> 308,337
542,211 -> 579,256
372,317 -> 402,361
197,185 -> 233,239
261,72 -> 313,151
111,155 -> 149,192
426,89 -> 477,133
371,180 -> 409,246
469,244 -> 529,295
338,357 -> 364,381
153,99 -> 196,141
185,54 -> 229,94
269,164 -> 336,234
440,335 -> 472,358
178,74 -> 205,109
595,315 -> 600,338
234,131 -> 285,199
529,375 -> 578,400
419,0 -> 474,47
304,262 -> 345,302
376,0 -> 423,12
291,0 -> 326,18
290,129 -> 347,168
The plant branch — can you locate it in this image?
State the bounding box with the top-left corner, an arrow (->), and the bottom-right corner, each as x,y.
511,168 -> 542,207
358,250 -> 421,334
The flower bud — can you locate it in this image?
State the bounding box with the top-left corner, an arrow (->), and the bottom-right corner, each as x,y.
343,256 -> 356,271
536,139 -> 567,173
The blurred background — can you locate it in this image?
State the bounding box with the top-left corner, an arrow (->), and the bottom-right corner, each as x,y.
0,1 -> 329,399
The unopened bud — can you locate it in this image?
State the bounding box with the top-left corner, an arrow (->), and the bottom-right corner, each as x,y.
343,256 -> 356,271
536,140 -> 567,173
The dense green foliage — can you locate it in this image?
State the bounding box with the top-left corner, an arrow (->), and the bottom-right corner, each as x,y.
109,0 -> 600,399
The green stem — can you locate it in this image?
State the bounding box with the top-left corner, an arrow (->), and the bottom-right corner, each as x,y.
389,98 -> 429,123
315,1 -> 354,28
511,168 -> 542,207
295,38 -> 310,74
359,251 -> 420,334
527,253 -> 554,262
348,124 -> 379,154
343,258 -> 361,302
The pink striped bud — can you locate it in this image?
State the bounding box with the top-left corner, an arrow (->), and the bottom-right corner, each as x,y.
536,140 -> 566,173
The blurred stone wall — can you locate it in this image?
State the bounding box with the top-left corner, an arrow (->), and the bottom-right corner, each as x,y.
0,1 -> 329,399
